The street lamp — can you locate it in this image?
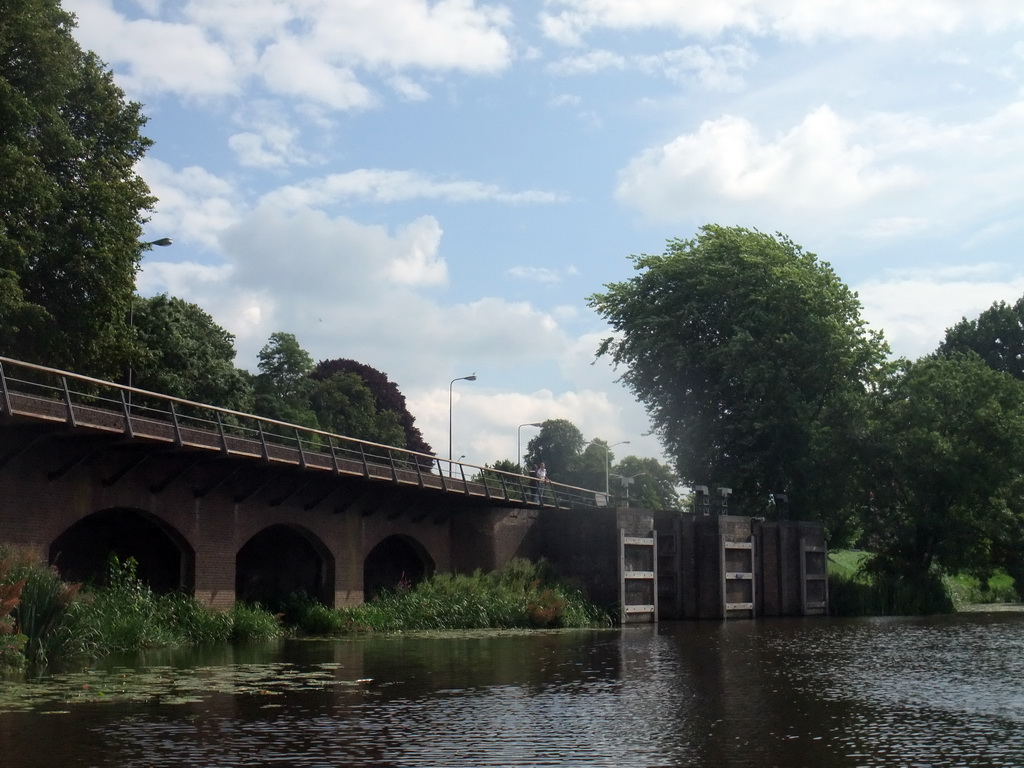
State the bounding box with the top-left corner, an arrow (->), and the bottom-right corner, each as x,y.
517,422 -> 542,470
449,374 -> 477,471
129,238 -> 174,398
588,440 -> 630,496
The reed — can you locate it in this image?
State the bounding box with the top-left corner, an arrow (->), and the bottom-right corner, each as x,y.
287,558 -> 611,635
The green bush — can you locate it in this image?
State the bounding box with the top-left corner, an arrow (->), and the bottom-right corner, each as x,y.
310,558 -> 611,635
228,602 -> 285,642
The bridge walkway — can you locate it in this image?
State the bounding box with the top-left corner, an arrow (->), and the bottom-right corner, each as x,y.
0,357 -> 604,511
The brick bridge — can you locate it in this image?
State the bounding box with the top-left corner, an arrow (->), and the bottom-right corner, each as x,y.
0,357 -> 828,620
0,357 -> 608,610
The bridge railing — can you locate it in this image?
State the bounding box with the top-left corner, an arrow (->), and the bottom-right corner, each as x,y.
0,356 -> 605,509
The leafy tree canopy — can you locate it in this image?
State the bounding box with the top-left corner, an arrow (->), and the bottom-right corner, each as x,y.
589,225 -> 889,525
130,294 -> 253,412
524,419 -> 585,483
309,371 -> 405,447
938,295 -> 1024,380
312,358 -> 432,456
253,332 -> 318,428
611,455 -> 681,510
0,0 -> 154,377
861,353 -> 1024,588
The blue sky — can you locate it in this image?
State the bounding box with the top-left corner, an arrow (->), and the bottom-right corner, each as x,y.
66,0 -> 1024,472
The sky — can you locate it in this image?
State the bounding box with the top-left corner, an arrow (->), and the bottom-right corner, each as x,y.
64,0 -> 1024,475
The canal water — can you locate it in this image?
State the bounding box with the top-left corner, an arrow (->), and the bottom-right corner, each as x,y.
2,612 -> 1023,767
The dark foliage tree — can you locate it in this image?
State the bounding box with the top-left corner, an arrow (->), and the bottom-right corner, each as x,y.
0,0 -> 154,377
589,225 -> 888,530
524,419 -> 585,482
861,353 -> 1024,589
308,371 -> 405,447
938,295 -> 1024,380
129,294 -> 253,411
311,358 -> 432,456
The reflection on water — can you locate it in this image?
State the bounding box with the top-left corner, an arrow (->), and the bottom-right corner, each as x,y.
2,615 -> 1023,767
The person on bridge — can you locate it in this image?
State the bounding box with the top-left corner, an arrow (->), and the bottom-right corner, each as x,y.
534,462 -> 548,503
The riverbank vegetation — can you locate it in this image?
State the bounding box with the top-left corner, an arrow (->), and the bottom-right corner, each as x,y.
283,558 -> 611,634
1,550 -> 609,675
828,550 -> 1021,616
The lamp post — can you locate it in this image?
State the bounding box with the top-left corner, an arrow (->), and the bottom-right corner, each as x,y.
129,238 -> 173,399
517,422 -> 542,470
449,374 -> 477,473
589,440 -> 629,496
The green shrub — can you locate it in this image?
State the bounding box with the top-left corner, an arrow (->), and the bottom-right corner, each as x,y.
229,602 -> 284,642
303,558 -> 611,635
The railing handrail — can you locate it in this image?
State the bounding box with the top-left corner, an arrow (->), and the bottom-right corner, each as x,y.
0,356 -> 605,508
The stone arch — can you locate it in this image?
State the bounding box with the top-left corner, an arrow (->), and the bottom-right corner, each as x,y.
363,535 -> 435,600
235,524 -> 334,609
49,507 -> 194,594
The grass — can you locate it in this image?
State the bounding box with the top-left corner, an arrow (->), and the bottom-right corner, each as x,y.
285,558 -> 612,635
2,549 -> 608,673
827,549 -> 1021,616
1,548 -> 284,673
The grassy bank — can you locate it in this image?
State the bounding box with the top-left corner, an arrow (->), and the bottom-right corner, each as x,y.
283,558 -> 612,635
827,550 -> 1021,616
1,549 -> 610,675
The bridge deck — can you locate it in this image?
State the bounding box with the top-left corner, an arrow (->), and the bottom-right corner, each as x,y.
0,357 -> 604,510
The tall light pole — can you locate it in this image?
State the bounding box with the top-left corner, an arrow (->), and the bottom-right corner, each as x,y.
449,374 -> 477,470
517,422 -> 542,470
129,238 -> 173,397
589,440 -> 629,495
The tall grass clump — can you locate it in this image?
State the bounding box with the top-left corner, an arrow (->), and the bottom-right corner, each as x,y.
1,549 -> 284,672
328,558 -> 610,634
2,545 -> 85,670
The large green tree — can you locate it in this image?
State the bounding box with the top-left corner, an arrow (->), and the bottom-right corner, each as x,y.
252,332 -> 318,428
524,419 -> 585,483
611,455 -> 681,510
308,371 -> 405,447
938,295 -> 1024,380
0,0 -> 154,376
861,353 -> 1024,588
129,294 -> 253,411
311,358 -> 433,457
589,225 -> 888,527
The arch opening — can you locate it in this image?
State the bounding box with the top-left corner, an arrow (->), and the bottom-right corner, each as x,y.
363,535 -> 435,601
236,524 -> 334,609
48,508 -> 194,594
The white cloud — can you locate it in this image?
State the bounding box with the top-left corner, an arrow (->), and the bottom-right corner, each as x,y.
616,102 -> 1024,247
508,266 -> 565,284
139,159 -> 244,249
67,0 -> 514,107
550,44 -> 756,91
68,0 -> 240,98
617,106 -> 917,221
260,170 -> 568,208
857,268 -> 1024,359
539,0 -> 1024,46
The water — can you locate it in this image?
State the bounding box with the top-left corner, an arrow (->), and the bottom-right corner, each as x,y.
2,612 -> 1023,767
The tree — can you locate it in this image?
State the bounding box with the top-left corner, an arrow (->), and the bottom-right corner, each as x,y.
611,456 -> 681,510
524,419 -> 585,482
308,371 -> 405,447
129,294 -> 253,411
252,332 -> 318,428
0,0 -> 154,377
861,353 -> 1024,588
589,225 -> 888,528
938,295 -> 1024,380
311,359 -> 432,457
